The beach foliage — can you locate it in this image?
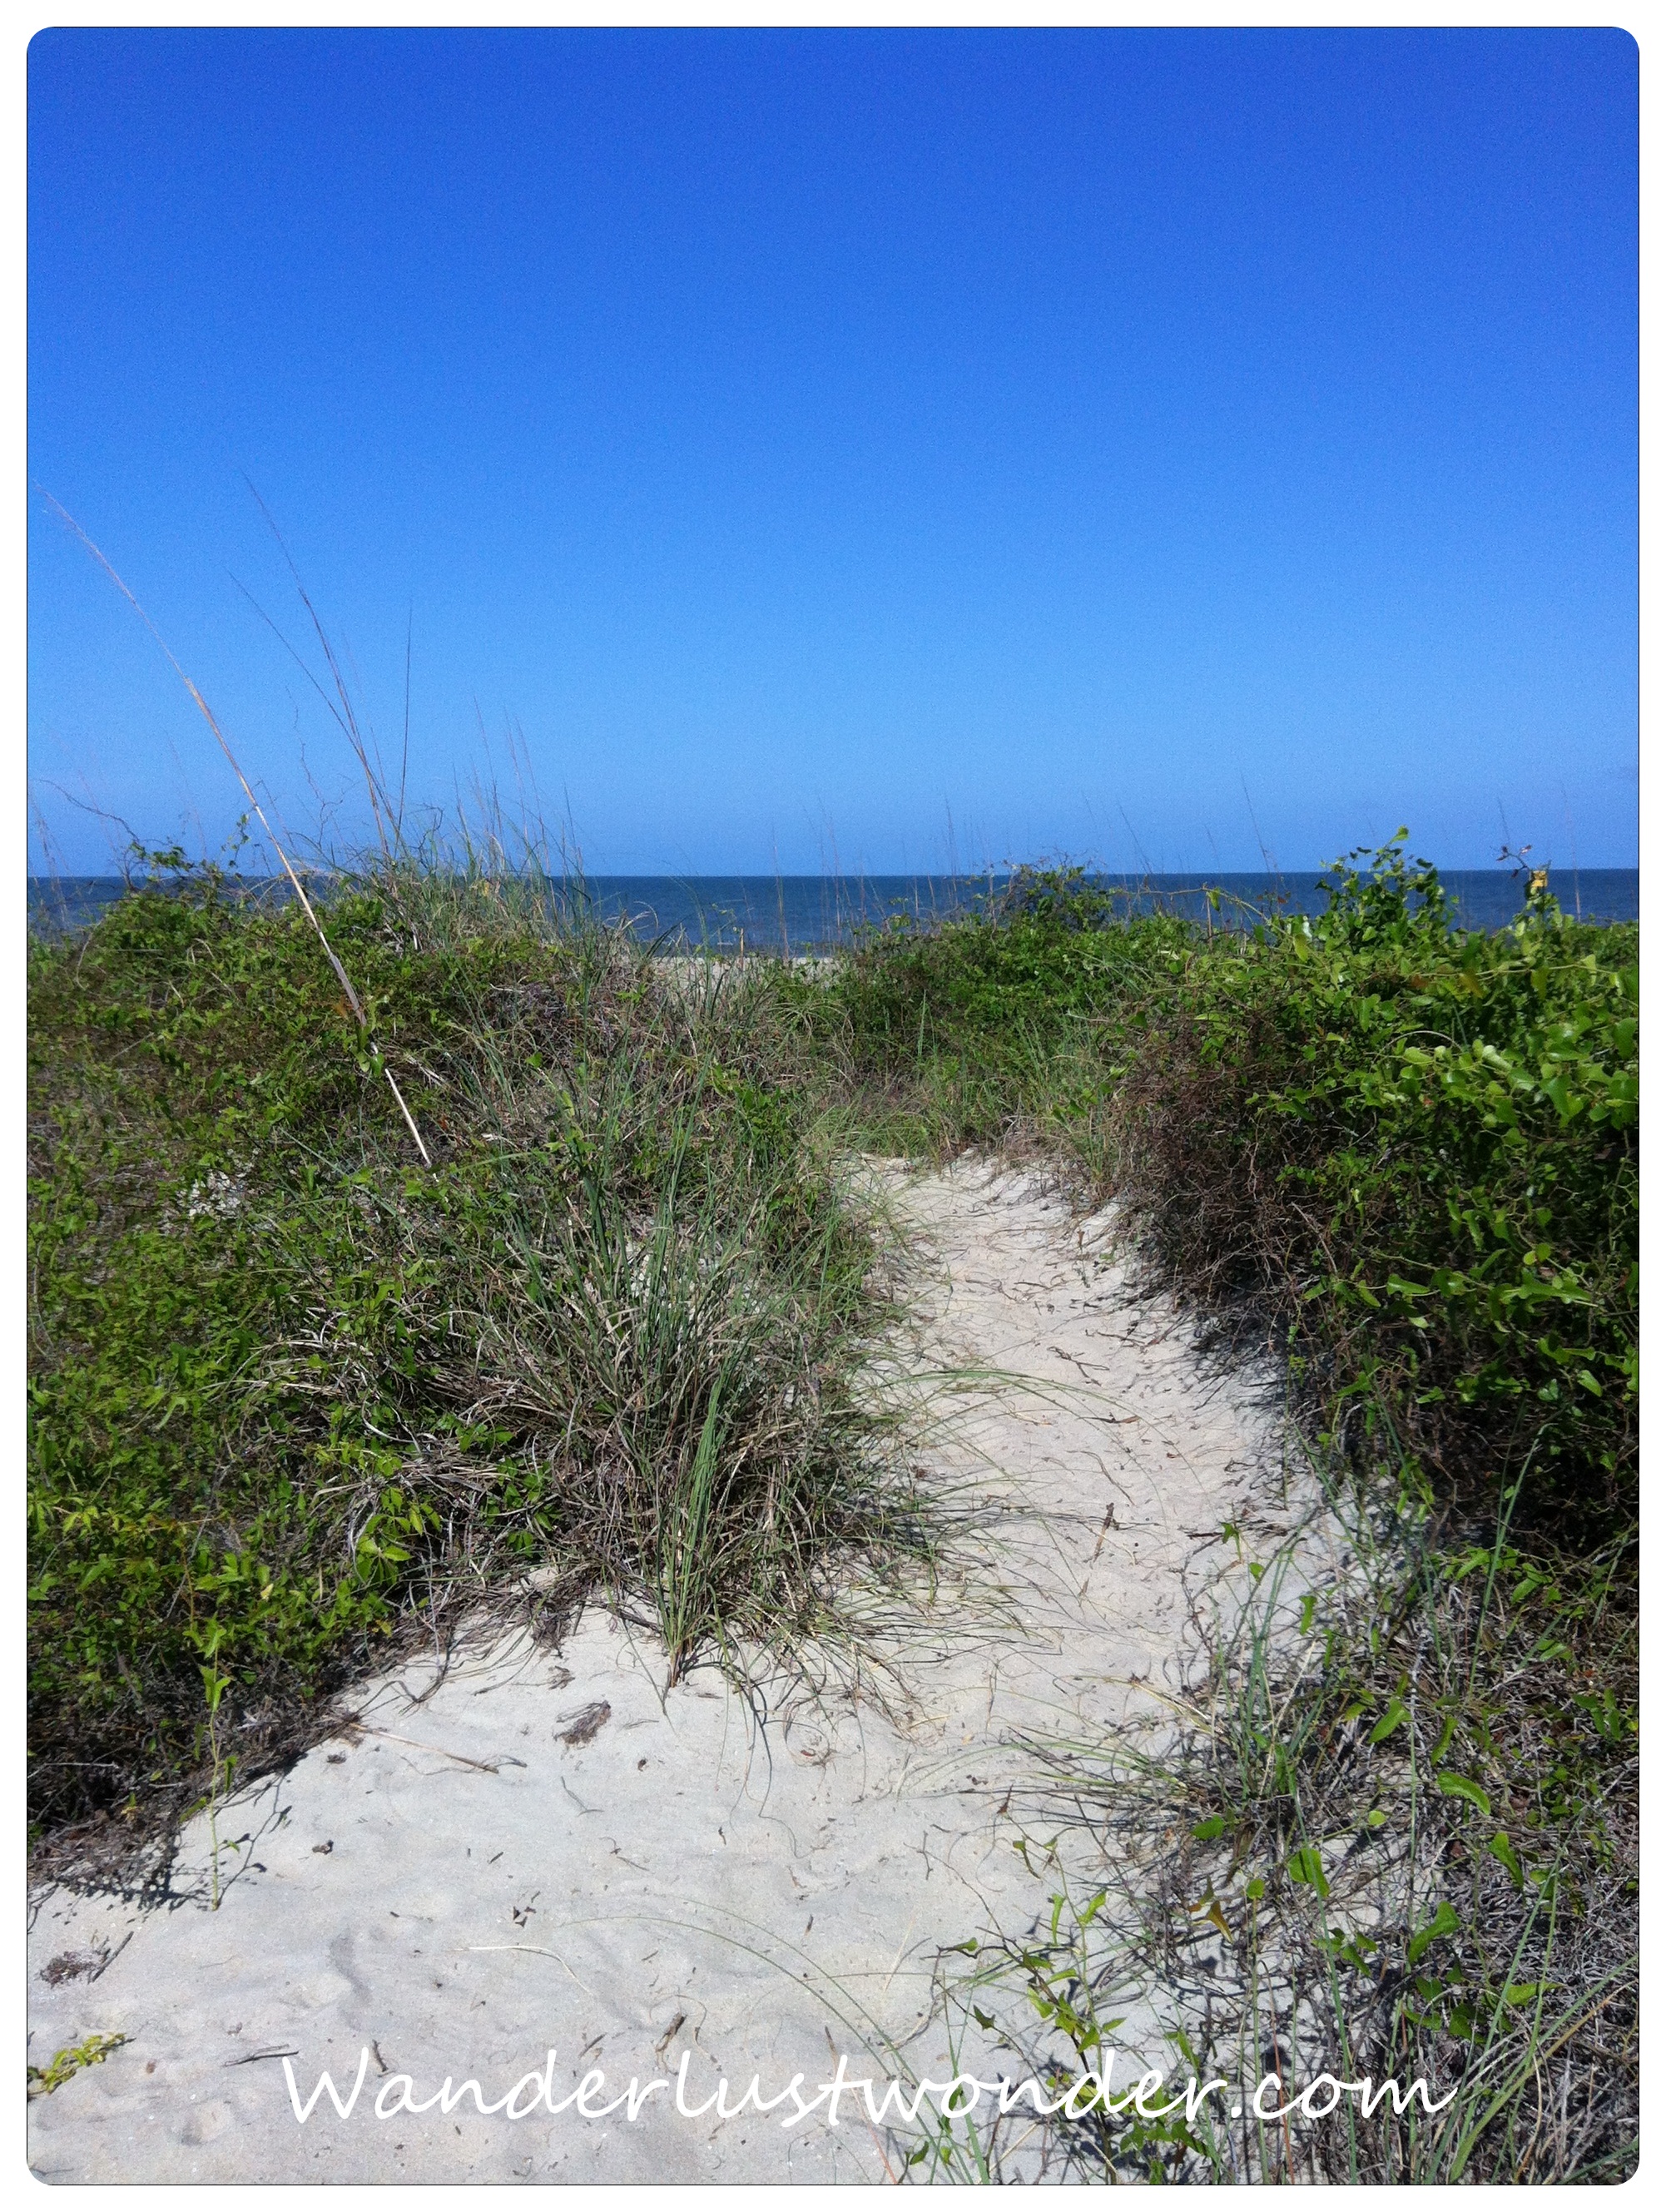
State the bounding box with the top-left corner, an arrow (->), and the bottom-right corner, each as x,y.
28,856 -> 923,1852
26,831 -> 1637,2174
809,839 -> 1637,1542
802,836 -> 1637,2182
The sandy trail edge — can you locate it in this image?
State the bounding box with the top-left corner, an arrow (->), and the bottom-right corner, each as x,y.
28,1160 -> 1328,2184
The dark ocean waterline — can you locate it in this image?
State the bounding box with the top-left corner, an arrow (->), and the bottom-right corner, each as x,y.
27,869 -> 1640,950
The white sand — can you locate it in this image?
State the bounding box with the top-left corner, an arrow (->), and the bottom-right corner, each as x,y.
28,1161 -> 1320,2183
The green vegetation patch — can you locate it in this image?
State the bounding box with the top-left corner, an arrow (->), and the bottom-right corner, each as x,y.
28,862 -> 922,1853
804,843 -> 1638,1540
786,838 -> 1636,2181
27,834 -> 1638,2173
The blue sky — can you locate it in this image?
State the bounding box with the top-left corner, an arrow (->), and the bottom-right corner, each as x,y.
28,27 -> 1638,877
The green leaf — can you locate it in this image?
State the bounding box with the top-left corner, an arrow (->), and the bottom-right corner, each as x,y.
1287,1847 -> 1329,1899
1407,1901 -> 1461,1964
1487,1831 -> 1525,1890
1191,1816 -> 1227,1842
1435,1773 -> 1492,1817
1369,1696 -> 1410,1744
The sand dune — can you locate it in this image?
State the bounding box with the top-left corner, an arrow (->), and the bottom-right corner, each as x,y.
29,1161 -> 1318,2184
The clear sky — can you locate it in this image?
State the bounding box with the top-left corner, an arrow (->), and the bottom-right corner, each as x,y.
27,27 -> 1639,878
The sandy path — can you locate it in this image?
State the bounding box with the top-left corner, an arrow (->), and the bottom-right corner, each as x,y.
28,1161 -> 1302,2184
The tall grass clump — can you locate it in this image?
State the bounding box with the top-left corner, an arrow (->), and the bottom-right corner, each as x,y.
802,836 -> 1637,2182
962,1498 -> 1636,2182
27,848 -> 927,1869
790,864 -> 1193,1155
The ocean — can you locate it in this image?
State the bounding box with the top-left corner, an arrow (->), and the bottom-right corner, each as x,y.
26,868 -> 1640,950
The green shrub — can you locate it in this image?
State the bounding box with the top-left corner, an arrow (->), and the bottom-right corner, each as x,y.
28,863 -> 920,1847
811,840 -> 1637,1537
1093,842 -> 1637,1533
796,865 -> 1190,1152
821,841 -> 1638,2181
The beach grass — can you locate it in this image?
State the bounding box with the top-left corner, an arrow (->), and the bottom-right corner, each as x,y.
791,842 -> 1636,1542
27,848 -> 930,1864
783,838 -> 1637,2182
26,826 -> 1636,2175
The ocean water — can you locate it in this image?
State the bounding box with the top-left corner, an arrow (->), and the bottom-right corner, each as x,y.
26,868 -> 1640,950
